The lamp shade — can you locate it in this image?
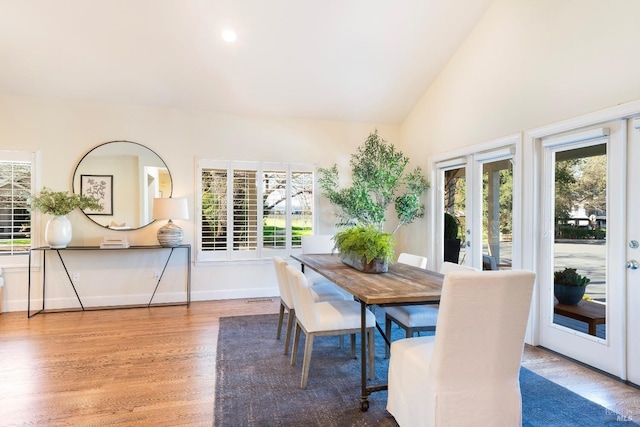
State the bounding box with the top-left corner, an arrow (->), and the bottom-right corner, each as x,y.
153,197 -> 189,221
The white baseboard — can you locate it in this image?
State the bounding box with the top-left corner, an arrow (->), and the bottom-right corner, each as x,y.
1,287 -> 280,314
193,287 -> 279,301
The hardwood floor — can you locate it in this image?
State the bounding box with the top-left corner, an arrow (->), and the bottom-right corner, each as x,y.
1,298 -> 639,426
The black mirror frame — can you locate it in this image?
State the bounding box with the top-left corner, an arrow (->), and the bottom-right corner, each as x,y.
72,140 -> 173,230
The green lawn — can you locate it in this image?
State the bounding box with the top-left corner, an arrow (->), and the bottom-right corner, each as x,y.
263,217 -> 312,247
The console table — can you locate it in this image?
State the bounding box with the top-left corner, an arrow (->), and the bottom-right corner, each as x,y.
27,245 -> 191,318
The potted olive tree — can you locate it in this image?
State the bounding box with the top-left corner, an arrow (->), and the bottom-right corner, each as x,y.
318,130 -> 429,273
554,268 -> 590,305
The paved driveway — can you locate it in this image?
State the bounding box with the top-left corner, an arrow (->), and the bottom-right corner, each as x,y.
462,239 -> 607,299
554,240 -> 606,300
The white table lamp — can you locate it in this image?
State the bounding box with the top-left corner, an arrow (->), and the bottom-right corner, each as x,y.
153,197 -> 189,247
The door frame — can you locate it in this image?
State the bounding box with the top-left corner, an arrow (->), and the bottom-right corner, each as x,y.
626,118 -> 640,385
433,155 -> 468,269
538,123 -> 625,376
523,101 -> 640,379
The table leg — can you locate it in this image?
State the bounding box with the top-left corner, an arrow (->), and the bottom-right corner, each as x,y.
148,247 -> 174,306
360,300 -> 369,411
56,250 -> 84,310
27,249 -> 34,318
186,246 -> 191,307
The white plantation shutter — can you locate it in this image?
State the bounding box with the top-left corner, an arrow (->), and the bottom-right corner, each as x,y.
262,168 -> 287,253
231,167 -> 258,258
200,166 -> 228,254
290,168 -> 314,249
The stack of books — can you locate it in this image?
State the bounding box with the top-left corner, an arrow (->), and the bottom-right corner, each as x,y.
99,237 -> 130,249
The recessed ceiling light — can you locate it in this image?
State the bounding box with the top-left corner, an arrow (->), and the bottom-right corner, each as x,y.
222,29 -> 237,43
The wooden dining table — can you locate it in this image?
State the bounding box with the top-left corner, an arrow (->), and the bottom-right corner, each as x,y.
291,253 -> 444,411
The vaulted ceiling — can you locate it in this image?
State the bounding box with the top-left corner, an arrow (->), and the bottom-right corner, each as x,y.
0,0 -> 493,124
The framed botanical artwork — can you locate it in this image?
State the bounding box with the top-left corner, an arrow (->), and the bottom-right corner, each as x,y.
81,175 -> 113,215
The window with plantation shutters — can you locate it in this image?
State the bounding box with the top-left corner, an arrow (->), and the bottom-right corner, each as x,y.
0,151 -> 33,262
197,159 -> 316,262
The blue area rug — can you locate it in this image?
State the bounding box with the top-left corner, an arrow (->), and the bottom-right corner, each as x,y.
214,313 -> 637,426
520,367 -> 636,426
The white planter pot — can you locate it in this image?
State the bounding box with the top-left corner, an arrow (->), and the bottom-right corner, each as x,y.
45,215 -> 72,248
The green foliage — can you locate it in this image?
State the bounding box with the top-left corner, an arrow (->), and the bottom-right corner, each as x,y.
28,187 -> 103,216
444,212 -> 460,240
555,159 -> 580,221
553,268 -> 590,287
577,155 -> 606,214
482,166 -> 513,235
318,130 -> 429,233
555,154 -> 606,222
333,225 -> 396,264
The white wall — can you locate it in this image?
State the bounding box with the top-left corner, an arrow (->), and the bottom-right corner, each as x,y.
398,0 -> 640,256
0,94 -> 399,312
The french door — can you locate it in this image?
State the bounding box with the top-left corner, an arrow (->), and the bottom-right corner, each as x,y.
435,139 -> 519,272
537,121 -> 627,378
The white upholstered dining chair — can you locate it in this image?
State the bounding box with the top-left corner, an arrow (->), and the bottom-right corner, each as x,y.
300,234 -> 352,300
273,256 -> 348,355
396,252 -> 428,269
285,264 -> 376,388
301,234 -> 335,254
386,269 -> 536,427
383,260 -> 474,358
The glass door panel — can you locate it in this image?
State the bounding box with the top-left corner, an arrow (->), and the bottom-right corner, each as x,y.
552,143 -> 607,338
482,159 -> 513,270
443,167 -> 466,265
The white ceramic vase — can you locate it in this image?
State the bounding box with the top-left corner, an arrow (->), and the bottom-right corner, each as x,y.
45,215 -> 72,248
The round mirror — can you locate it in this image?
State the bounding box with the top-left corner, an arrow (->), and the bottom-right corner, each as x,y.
73,140 -> 172,230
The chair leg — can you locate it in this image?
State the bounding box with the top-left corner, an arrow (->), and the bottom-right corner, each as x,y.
300,333 -> 315,388
291,322 -> 301,366
368,327 -> 375,380
276,302 -> 285,339
339,335 -> 344,348
350,334 -> 356,358
385,315 -> 392,358
284,308 -> 295,355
